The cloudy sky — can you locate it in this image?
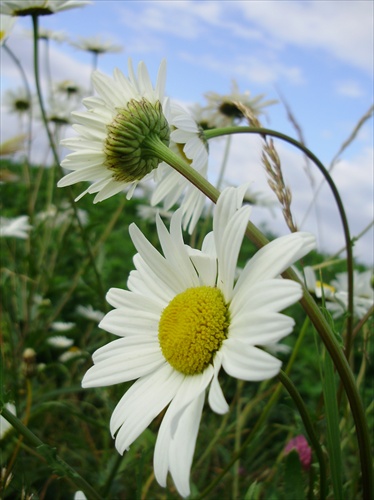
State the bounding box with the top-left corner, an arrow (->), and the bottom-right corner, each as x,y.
1,0 -> 373,265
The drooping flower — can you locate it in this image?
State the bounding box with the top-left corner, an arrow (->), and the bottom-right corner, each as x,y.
0,0 -> 91,17
58,59 -> 209,232
82,185 -> 316,497
201,80 -> 277,129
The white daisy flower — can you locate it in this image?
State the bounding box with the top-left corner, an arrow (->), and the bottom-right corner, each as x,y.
50,321 -> 75,332
59,346 -> 83,363
293,265 -> 335,300
0,215 -> 32,239
202,80 -> 277,129
76,305 -> 105,322
0,14 -> 16,44
151,101 -> 209,233
58,59 -> 209,233
0,0 -> 91,16
47,336 -> 74,349
327,270 -> 373,319
70,35 -> 122,55
82,185 -> 316,497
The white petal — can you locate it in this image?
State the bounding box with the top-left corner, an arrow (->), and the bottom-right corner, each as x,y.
106,288 -> 164,312
208,352 -> 229,414
229,311 -> 295,345
112,365 -> 183,454
169,393 -> 205,498
92,335 -> 158,363
231,279 -> 303,317
129,223 -> 187,294
234,232 -> 316,296
99,308 -> 159,337
82,341 -> 163,387
156,211 -> 199,288
154,368 -> 213,488
221,339 -> 282,381
216,204 -> 252,301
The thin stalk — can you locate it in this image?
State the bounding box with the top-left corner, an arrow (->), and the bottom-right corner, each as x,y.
0,405 -> 102,500
204,126 -> 354,359
2,42 -> 33,186
31,14 -> 106,309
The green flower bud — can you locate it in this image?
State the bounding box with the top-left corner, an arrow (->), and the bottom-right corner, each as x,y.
104,99 -> 170,183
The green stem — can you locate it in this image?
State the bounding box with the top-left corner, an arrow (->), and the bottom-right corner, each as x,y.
154,137 -> 372,499
0,405 -> 102,500
204,125 -> 354,359
31,14 -> 106,309
2,42 -> 33,186
277,371 -> 327,498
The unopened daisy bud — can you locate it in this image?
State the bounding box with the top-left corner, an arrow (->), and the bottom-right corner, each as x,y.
104,99 -> 170,183
22,348 -> 37,378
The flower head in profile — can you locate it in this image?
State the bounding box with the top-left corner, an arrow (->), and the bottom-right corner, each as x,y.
82,185 -> 316,497
201,80 -> 277,129
70,35 -> 122,55
58,59 -> 209,232
0,0 -> 91,17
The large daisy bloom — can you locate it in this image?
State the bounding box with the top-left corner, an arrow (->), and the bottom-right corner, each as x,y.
82,185 -> 316,497
0,0 -> 91,16
58,59 -> 209,232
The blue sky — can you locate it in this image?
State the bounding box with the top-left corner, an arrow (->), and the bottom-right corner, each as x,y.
1,0 -> 373,264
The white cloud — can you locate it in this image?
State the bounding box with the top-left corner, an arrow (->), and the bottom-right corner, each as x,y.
237,1 -> 374,74
335,80 -> 365,98
207,133 -> 373,265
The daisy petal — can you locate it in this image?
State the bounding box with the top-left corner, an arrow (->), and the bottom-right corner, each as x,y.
221,339 -> 282,381
208,352 -> 229,414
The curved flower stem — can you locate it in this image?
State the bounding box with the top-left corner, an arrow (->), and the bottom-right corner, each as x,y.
204,126 -> 354,359
0,405 -> 102,500
31,14 -> 106,308
151,138 -> 372,500
277,370 -> 327,498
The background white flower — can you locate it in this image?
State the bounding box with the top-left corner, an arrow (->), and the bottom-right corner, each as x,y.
0,1 -> 91,16
82,185 -> 315,497
0,216 -> 32,239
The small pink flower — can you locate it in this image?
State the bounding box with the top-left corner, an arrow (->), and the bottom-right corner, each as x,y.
284,435 -> 312,471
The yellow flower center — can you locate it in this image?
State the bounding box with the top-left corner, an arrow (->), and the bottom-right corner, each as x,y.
158,286 -> 229,375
